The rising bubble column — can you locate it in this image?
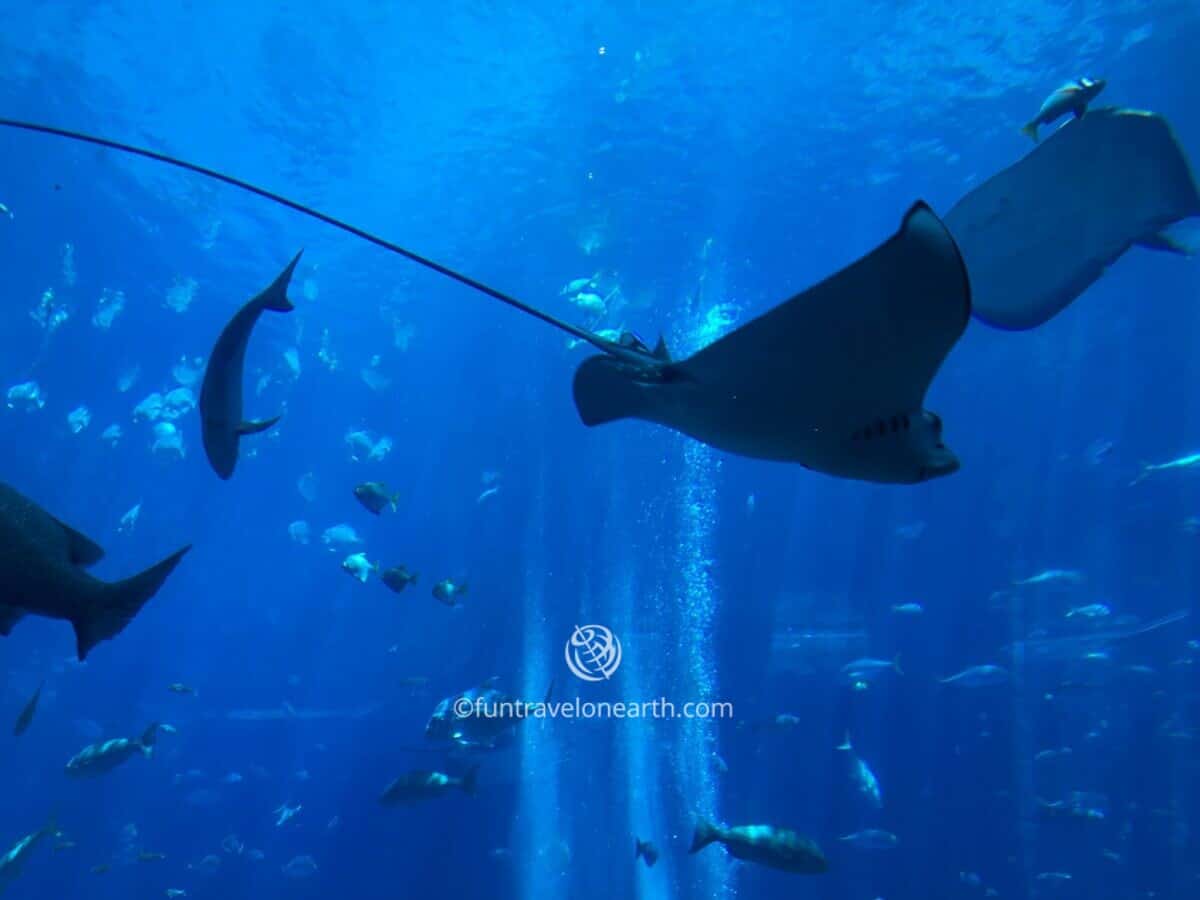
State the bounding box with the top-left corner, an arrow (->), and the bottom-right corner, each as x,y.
668,280 -> 737,900
516,465 -> 563,900
607,479 -> 675,900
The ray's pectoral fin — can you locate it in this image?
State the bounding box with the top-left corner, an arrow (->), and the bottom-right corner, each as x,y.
673,200 -> 970,428
237,415 -> 282,436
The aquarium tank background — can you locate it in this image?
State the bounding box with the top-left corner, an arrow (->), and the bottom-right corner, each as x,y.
0,2 -> 1198,899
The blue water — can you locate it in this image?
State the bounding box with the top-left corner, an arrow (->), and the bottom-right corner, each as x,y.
2,2 -> 1199,898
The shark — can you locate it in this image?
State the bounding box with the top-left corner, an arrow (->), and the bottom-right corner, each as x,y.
0,481 -> 190,660
199,251 -> 300,479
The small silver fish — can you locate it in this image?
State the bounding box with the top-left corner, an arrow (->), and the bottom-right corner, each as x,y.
891,602 -> 924,616
1014,568 -> 1084,586
838,829 -> 898,850
341,553 -> 377,583
836,733 -> 882,809
839,656 -> 902,683
940,664 -> 1009,687
1131,452 -> 1200,486
1021,78 -> 1106,142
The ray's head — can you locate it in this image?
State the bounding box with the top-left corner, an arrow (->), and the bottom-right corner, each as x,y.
910,410 -> 960,482
844,410 -> 964,482
844,409 -> 960,484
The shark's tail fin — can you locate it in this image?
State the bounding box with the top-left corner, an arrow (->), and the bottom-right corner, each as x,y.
836,730 -> 853,751
1019,122 -> 1039,143
262,250 -> 302,312
73,546 -> 191,661
689,820 -> 720,854
572,356 -> 651,426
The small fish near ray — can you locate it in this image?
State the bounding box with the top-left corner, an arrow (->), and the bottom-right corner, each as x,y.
0,482 -> 190,660
1020,77 -> 1107,143
199,252 -> 301,480
572,201 -> 971,483
946,107 -> 1200,331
